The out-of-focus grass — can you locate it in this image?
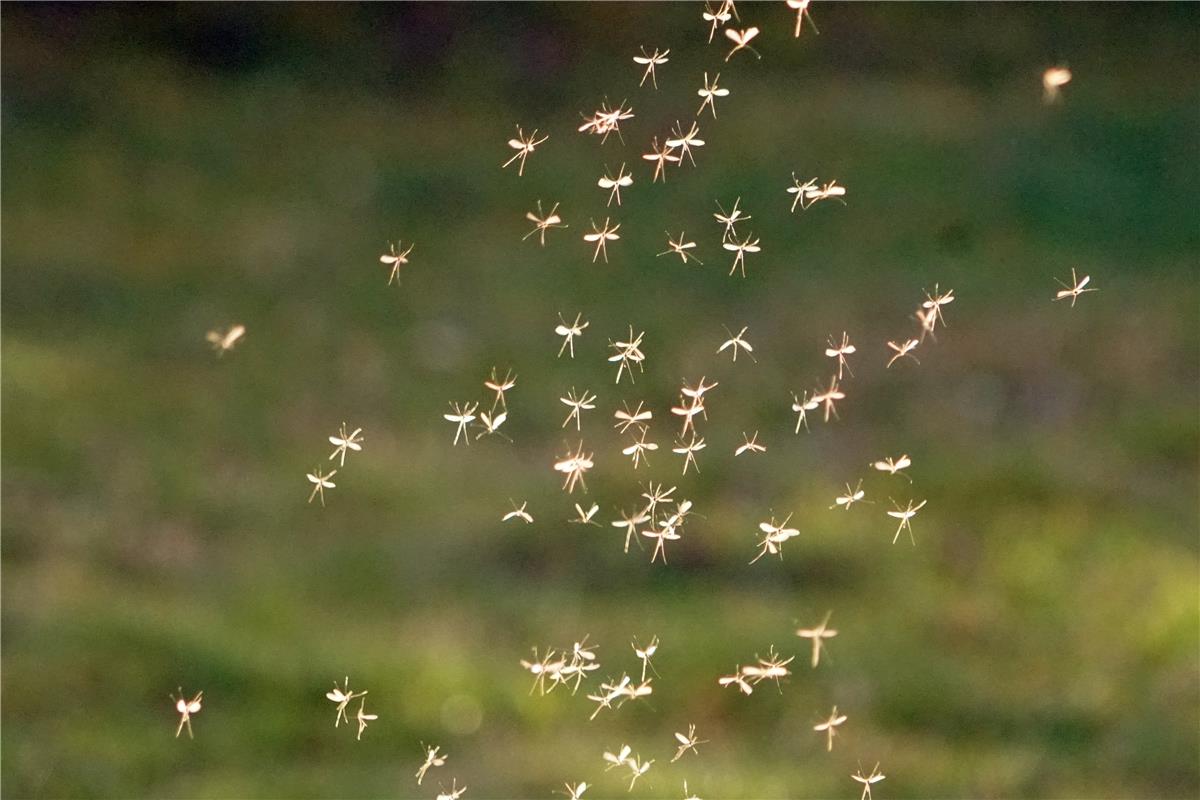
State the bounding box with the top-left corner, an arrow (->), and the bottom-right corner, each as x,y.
2,4 -> 1198,798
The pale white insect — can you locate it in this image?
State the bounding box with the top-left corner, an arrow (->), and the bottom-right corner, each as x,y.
474,410 -> 509,442
603,744 -> 634,771
435,778 -> 466,800
803,179 -> 847,208
1053,267 -> 1098,307
584,218 -> 622,263
520,647 -> 563,695
658,231 -> 702,265
634,46 -> 670,89
206,324 -> 245,355
170,688 -> 203,739
623,430 -> 659,469
612,507 -> 651,553
598,163 -> 634,207
502,125 -> 548,176
701,2 -> 732,43
681,376 -> 720,402
641,523 -> 681,564
852,763 -> 886,800
614,400 -> 652,434
325,677 -> 366,728
718,667 -> 754,695
787,174 -> 818,213
751,512 -> 800,564
696,70 -> 730,117
714,197 -> 750,237
354,698 -> 377,741
872,454 -> 912,481
735,431 -> 766,456
831,479 -> 869,511
787,0 -> 819,37
555,312 -> 588,359
626,755 -> 654,791
328,423 -> 364,467
560,387 -> 598,431
812,376 -> 846,422
671,724 -> 707,762
683,780 -> 701,800
886,338 -> 920,368
502,499 -> 533,524
796,611 -> 837,667
640,481 -> 677,518
741,645 -> 794,689
632,635 -> 660,681
724,26 -> 761,61
554,442 -> 594,494
608,326 -> 646,385
814,706 -> 848,752
916,306 -> 939,343
642,136 -> 681,183
562,782 -> 589,800
922,284 -> 956,329
718,325 -> 757,362
306,467 -> 337,506
722,233 -> 761,277
670,396 -> 705,437
484,367 -> 516,412
666,120 -> 705,167
443,401 -> 479,446
524,200 -> 567,246
825,331 -> 857,379
887,498 -> 927,545
572,502 -> 601,526
792,391 -> 820,433
579,99 -> 636,144
379,241 -> 414,286
673,432 -> 706,475
1042,65 -> 1072,104
416,744 -> 447,785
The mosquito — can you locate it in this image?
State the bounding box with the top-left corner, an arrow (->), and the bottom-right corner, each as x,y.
584,218 -> 621,263
796,611 -> 837,668
603,743 -> 634,771
723,233 -> 761,277
614,400 -> 652,434
632,636 -> 660,681
640,481 -> 676,518
812,376 -> 845,422
623,430 -> 659,469
642,137 -> 680,183
641,524 -> 681,564
814,706 -> 848,752
560,387 -> 598,431
482,367 -> 516,413
719,667 -> 754,695
1042,65 -> 1072,104
825,332 -> 856,379
307,467 -> 337,506
556,312 -> 588,359
751,512 -> 800,564
634,46 -> 669,89
718,325 -> 757,361
666,120 -> 705,167
524,200 -> 567,246
554,442 -> 594,494
521,647 -> 563,695
681,376 -> 719,402
803,179 -> 847,208
170,688 -> 203,739
673,433 -> 706,475
724,27 -> 761,62
206,324 -> 245,355
435,779 -> 467,800
325,677 -> 366,728
502,125 -> 547,176
562,782 -> 589,800
714,197 -> 750,238
671,724 -> 707,762
1053,267 -> 1097,307
701,3 -> 731,43
612,508 -> 651,553
742,646 -> 794,690
444,401 -> 479,446
608,326 -> 646,385
657,231 -> 702,265
852,763 -> 886,800
736,431 -> 766,456
579,99 -> 635,144
670,396 -> 705,437
379,241 -> 414,286
327,423 -> 364,467
354,698 -> 377,741
503,499 -> 533,524
626,756 -> 653,791
787,0 -> 819,37
696,71 -> 730,118
831,479 -> 869,511
887,498 -> 927,545
787,174 -> 818,213
598,163 -> 634,207
475,409 -> 509,441
572,502 -> 601,526
922,284 -> 955,329
792,391 -> 820,433
872,454 -> 912,481
416,744 -> 447,785
886,338 -> 920,368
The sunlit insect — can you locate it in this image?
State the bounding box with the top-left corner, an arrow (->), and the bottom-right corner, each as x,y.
554,442 -> 594,494
170,688 -> 203,739
579,99 -> 636,144
723,233 -> 761,277
206,324 -> 245,356
634,46 -> 670,89
614,400 -> 653,434
435,778 -> 467,800
603,744 -> 633,771
623,430 -> 659,469
572,502 -> 601,526
617,678 -> 654,703
608,326 -> 646,385
325,677 -> 366,728
803,179 -> 847,209
642,137 -> 681,183
852,763 -> 886,800
474,409 -> 509,441
612,507 -> 651,553
831,479 -> 868,511
520,647 -> 563,695
814,706 -> 848,752
416,744 -> 447,785
666,120 -> 705,167
560,387 -> 598,431
916,306 -> 939,343
524,200 -> 567,246
626,755 -> 654,791
502,499 -> 533,524
632,635 -> 660,681
922,284 -> 955,329
673,433 -> 706,475
572,635 -> 599,664
379,241 -> 414,286
724,27 -> 761,62
658,231 -> 702,265
502,125 -> 548,176
1053,267 -> 1097,307
787,0 -> 819,37
670,396 -> 704,437
562,782 -> 589,800
886,338 -> 920,368
718,325 -> 757,362
812,376 -> 846,422
751,512 -> 800,564
672,724 -> 707,762
741,645 -> 794,690
584,218 -> 621,263
444,401 -> 479,446
1042,65 -> 1072,104
719,667 -> 754,695
640,481 -> 677,518
796,611 -> 837,668
825,332 -> 856,379
701,2 -> 732,43
681,375 -> 720,403
484,367 -> 516,413
872,454 -> 912,481
306,467 -> 337,506
354,698 -> 377,741
735,430 -> 766,456
696,71 -> 730,117
683,780 -> 701,800
598,163 -> 634,207
641,523 -> 682,564
792,391 -> 819,433
887,498 -> 927,545
328,423 -> 364,467
787,174 -> 817,213
714,197 -> 750,238
556,312 -> 589,359
588,677 -> 626,719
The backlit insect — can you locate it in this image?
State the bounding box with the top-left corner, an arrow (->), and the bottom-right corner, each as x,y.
603,744 -> 633,771
614,401 -> 652,434
560,387 -> 598,431
787,0 -> 819,37
206,324 -> 245,355
328,423 -> 364,467
796,611 -> 837,667
670,396 -> 704,437
612,507 -> 651,553
444,402 -> 479,446
887,498 -> 927,544
556,312 -> 589,359
872,454 -> 912,481
787,174 -> 818,213
641,523 -> 681,564
812,376 -> 846,421
578,99 -> 635,144
814,706 -> 848,752
626,755 -> 653,790
681,375 -> 719,403
719,667 -> 754,695
623,430 -> 659,469
598,163 -> 634,207
170,688 -> 203,739
825,331 -> 856,379
916,306 -> 939,343
524,200 -> 567,246
572,502 -> 601,526
673,433 -> 706,475
886,338 -> 920,368
502,125 -> 548,176
584,218 -> 621,263
642,137 -> 680,183
416,744 -> 447,785
666,121 -> 705,167
658,231 -> 702,265
379,241 -> 414,286
484,367 -> 516,412
325,677 -> 366,728
562,782 -> 589,800
696,71 -> 730,117
718,325 -> 757,362
306,467 -> 337,506
521,647 -> 564,695
741,646 -> 794,690
802,179 -> 847,208
1053,267 -> 1097,307
714,197 -> 750,237
852,763 -> 886,800
922,284 -> 955,329
701,2 -> 731,43
632,635 -> 660,681
634,46 -> 669,89
792,391 -> 819,433
554,442 -> 594,494
608,326 -> 646,385
435,778 -> 466,800
831,479 -> 868,511
354,698 -> 377,741
751,512 -> 800,564
503,500 -> 533,524
724,27 -> 761,62
723,233 -> 761,277
1042,65 -> 1072,104
735,431 -> 766,456
671,724 -> 707,762
640,481 -> 677,518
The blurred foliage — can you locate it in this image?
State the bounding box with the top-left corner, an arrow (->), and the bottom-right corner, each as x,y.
2,3 -> 1199,798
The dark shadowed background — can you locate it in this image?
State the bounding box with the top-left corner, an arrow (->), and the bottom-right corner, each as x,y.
3,3 -> 1198,798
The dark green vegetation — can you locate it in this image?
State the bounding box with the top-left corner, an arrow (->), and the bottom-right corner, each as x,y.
3,4 -> 1198,798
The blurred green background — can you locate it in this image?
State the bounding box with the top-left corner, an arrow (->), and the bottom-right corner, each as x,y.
3,3 -> 1198,798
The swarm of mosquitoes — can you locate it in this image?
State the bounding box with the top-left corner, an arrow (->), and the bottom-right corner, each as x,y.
196,3 -> 1093,797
